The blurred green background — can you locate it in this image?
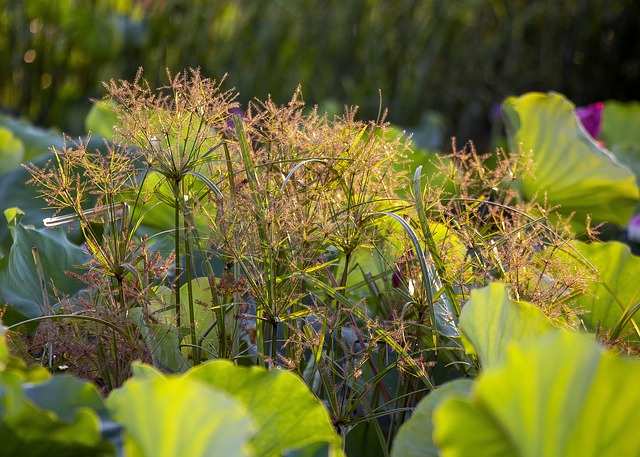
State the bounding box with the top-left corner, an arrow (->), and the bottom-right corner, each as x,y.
1,0 -> 639,151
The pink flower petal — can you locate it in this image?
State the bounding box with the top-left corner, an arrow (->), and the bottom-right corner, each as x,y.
575,102 -> 604,139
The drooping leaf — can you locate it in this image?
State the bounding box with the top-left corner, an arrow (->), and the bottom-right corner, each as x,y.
432,330 -> 640,457
186,360 -> 345,456
391,379 -> 474,457
127,307 -> 191,373
106,374 -> 256,457
458,283 -> 555,369
502,92 -> 639,232
0,208 -> 90,324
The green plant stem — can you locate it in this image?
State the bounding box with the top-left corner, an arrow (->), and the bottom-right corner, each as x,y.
340,251 -> 352,292
173,179 -> 182,327
30,246 -> 47,311
111,329 -> 121,386
182,207 -> 226,359
117,277 -> 126,310
183,212 -> 199,364
96,337 -> 114,392
270,319 -> 278,367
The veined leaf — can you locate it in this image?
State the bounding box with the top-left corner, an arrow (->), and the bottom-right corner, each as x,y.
458,283 -> 555,369
433,330 -> 640,457
565,241 -> 640,341
391,379 -> 474,457
186,360 -> 345,457
600,100 -> 640,190
502,92 -> 639,233
106,374 -> 256,457
0,372 -> 114,456
0,208 -> 90,324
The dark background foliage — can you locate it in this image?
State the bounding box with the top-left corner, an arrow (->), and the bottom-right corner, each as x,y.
1,0 -> 639,151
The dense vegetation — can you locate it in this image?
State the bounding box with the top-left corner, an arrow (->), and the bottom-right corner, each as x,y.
1,2 -> 640,456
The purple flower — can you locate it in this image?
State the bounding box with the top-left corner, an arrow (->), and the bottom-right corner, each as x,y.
226,107 -> 244,130
575,102 -> 604,139
628,214 -> 640,243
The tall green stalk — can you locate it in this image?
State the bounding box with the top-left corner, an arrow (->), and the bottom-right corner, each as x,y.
182,209 -> 199,364
173,179 -> 182,328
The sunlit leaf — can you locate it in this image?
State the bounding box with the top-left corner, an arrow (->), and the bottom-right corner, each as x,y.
502,92 -> 639,232
186,360 -> 345,456
0,115 -> 64,163
600,100 -> 640,186
391,379 -> 474,457
85,101 -> 118,140
106,374 -> 256,457
0,372 -> 114,456
433,330 -> 640,457
566,241 -> 640,340
458,283 -> 555,369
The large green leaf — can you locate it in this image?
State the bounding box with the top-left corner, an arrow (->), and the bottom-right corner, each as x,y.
106,374 -> 256,457
391,379 -> 474,457
1,323 -> 113,457
0,208 -> 90,324
186,360 -> 345,456
432,330 -> 640,457
24,375 -> 108,422
566,241 -> 640,340
0,372 -> 114,456
502,92 -> 639,232
600,100 -> 640,188
458,283 -> 555,369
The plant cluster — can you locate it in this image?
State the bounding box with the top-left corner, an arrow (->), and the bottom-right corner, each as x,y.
3,70 -> 640,455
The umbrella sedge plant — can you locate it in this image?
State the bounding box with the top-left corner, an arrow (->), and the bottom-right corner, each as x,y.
15,68 -> 599,453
